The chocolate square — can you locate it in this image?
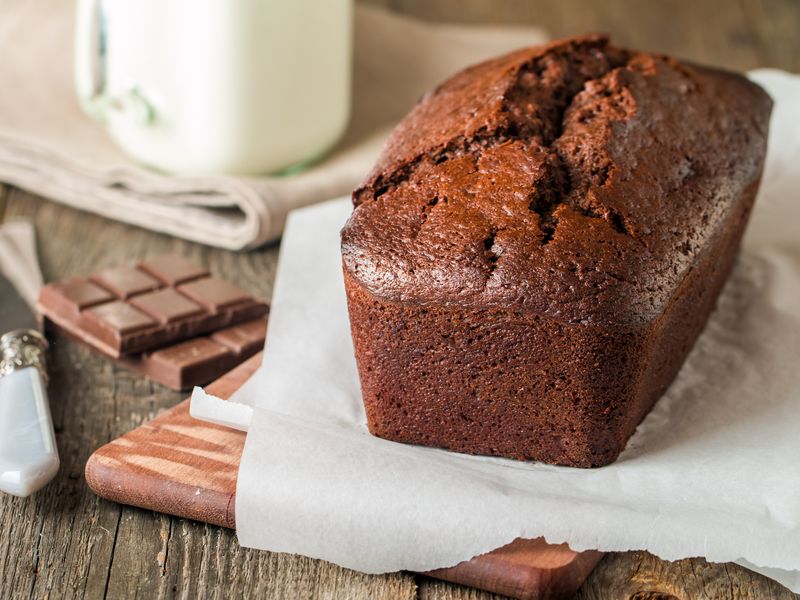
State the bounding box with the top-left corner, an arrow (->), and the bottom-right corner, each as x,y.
142,338 -> 235,388
119,319 -> 267,389
86,301 -> 156,334
130,289 -> 205,324
178,277 -> 252,312
148,338 -> 232,368
91,266 -> 161,299
138,253 -> 209,285
49,278 -> 114,311
211,319 -> 268,356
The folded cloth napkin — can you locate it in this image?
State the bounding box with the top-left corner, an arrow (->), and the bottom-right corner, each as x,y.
0,0 -> 545,250
192,69 -> 800,592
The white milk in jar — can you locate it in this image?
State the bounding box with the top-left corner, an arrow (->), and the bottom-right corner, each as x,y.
75,0 -> 352,175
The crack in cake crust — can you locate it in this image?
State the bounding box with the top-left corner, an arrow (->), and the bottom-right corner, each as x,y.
342,35 -> 771,325
341,34 -> 772,467
355,37 -> 636,246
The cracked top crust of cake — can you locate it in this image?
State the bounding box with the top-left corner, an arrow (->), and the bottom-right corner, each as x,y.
341,35 -> 772,325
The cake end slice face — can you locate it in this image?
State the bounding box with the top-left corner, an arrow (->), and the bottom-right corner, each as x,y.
341,35 -> 772,467
344,268 -> 649,467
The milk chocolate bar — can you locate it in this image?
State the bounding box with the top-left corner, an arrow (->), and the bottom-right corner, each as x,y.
38,254 -> 268,358
121,318 -> 267,390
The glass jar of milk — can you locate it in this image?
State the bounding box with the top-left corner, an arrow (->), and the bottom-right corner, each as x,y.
75,0 -> 352,175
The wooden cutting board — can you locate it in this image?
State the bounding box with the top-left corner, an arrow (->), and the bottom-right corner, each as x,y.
85,354 -> 603,600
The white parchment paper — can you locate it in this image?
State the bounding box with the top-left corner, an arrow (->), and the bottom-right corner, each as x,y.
192,69 -> 800,590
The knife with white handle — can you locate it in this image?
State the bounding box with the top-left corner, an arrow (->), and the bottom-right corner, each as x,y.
0,271 -> 59,497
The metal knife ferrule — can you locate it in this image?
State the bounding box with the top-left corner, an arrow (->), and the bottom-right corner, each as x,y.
0,329 -> 49,382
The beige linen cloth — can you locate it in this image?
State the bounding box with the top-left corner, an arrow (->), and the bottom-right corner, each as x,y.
0,0 -> 545,250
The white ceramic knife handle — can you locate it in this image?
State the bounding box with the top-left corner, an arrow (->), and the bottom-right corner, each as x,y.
0,332 -> 59,497
0,368 -> 59,497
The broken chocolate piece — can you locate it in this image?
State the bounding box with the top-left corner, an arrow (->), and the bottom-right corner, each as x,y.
117,318 -> 268,390
38,254 -> 268,358
211,319 -> 268,357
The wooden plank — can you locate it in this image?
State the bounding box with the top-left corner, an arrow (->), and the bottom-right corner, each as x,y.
740,0 -> 800,72
367,0 -> 761,70
103,509 -> 171,599
418,578 -> 506,600
0,192 -> 173,600
541,0 -> 760,71
574,551 -> 798,600
0,192 -> 416,600
388,0 -> 541,26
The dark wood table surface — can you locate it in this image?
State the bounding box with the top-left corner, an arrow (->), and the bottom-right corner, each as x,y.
1,1 -> 799,598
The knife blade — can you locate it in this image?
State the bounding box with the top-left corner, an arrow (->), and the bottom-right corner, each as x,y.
0,270 -> 38,331
0,269 -> 59,497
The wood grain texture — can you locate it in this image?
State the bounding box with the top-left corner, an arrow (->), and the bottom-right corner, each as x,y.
740,0 -> 800,73
0,193 -> 415,600
573,552 -> 798,600
364,0 -> 798,72
86,354 -> 602,600
85,357 -> 253,529
2,1 -> 800,598
428,539 -> 603,600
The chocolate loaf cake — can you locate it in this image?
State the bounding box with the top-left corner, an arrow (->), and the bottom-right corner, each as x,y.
341,35 -> 772,467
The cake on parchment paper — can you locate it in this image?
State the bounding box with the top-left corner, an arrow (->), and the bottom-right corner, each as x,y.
341,34 -> 772,467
